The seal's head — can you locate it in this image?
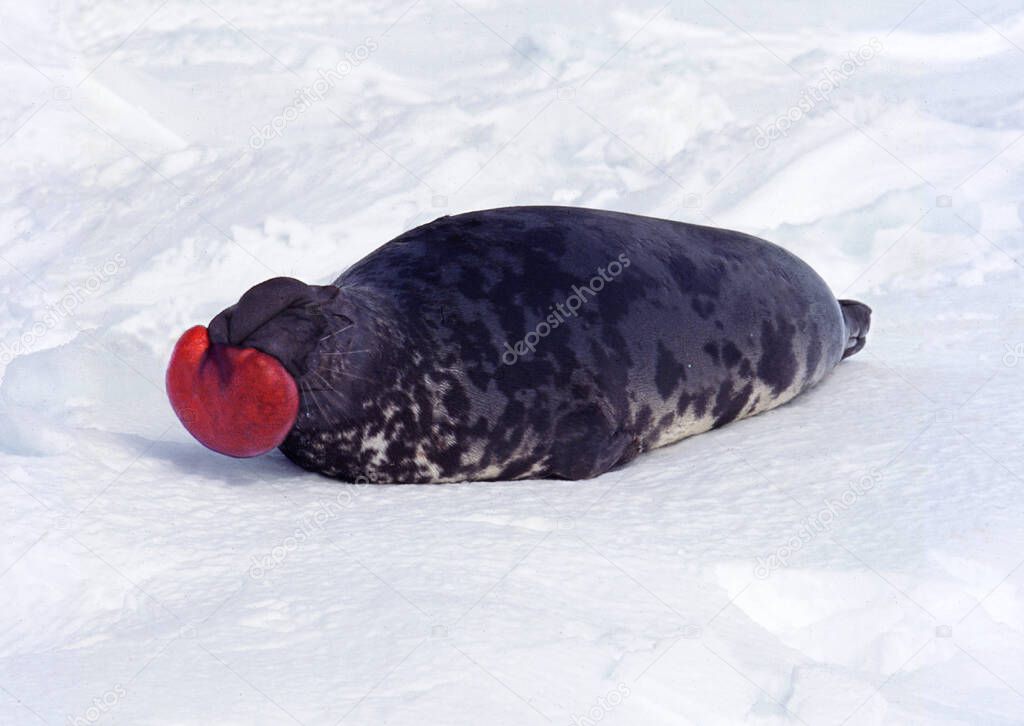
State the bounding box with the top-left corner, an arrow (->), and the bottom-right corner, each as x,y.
166,277 -> 342,457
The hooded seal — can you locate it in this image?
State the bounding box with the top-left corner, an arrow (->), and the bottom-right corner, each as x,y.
166,206 -> 871,483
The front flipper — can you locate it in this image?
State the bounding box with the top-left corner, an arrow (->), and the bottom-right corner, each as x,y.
548,401 -> 633,480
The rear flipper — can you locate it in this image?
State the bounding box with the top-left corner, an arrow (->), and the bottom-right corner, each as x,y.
839,299 -> 872,359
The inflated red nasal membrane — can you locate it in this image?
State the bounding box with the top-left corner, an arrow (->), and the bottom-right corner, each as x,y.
166,325 -> 299,458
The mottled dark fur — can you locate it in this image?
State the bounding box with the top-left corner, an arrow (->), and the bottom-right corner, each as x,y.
208,206 -> 870,483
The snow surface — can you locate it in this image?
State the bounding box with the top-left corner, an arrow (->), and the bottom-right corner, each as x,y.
2,1 -> 1023,724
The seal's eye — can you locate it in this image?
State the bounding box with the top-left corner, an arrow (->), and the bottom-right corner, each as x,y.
166,326 -> 299,457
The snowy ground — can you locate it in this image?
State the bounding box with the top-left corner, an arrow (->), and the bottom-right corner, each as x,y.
2,0 -> 1023,724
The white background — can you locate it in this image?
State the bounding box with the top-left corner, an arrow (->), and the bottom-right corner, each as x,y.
1,1 -> 1023,724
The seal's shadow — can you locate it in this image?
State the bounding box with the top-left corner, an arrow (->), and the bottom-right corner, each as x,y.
143,438 -> 305,485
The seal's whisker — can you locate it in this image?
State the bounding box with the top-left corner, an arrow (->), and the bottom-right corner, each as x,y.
319,323 -> 354,341
328,368 -> 380,385
308,370 -> 344,396
300,380 -> 335,427
302,380 -> 335,422
316,360 -> 381,385
306,372 -> 359,426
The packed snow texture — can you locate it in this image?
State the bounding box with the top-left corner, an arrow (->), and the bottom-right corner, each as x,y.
2,1 -> 1023,724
